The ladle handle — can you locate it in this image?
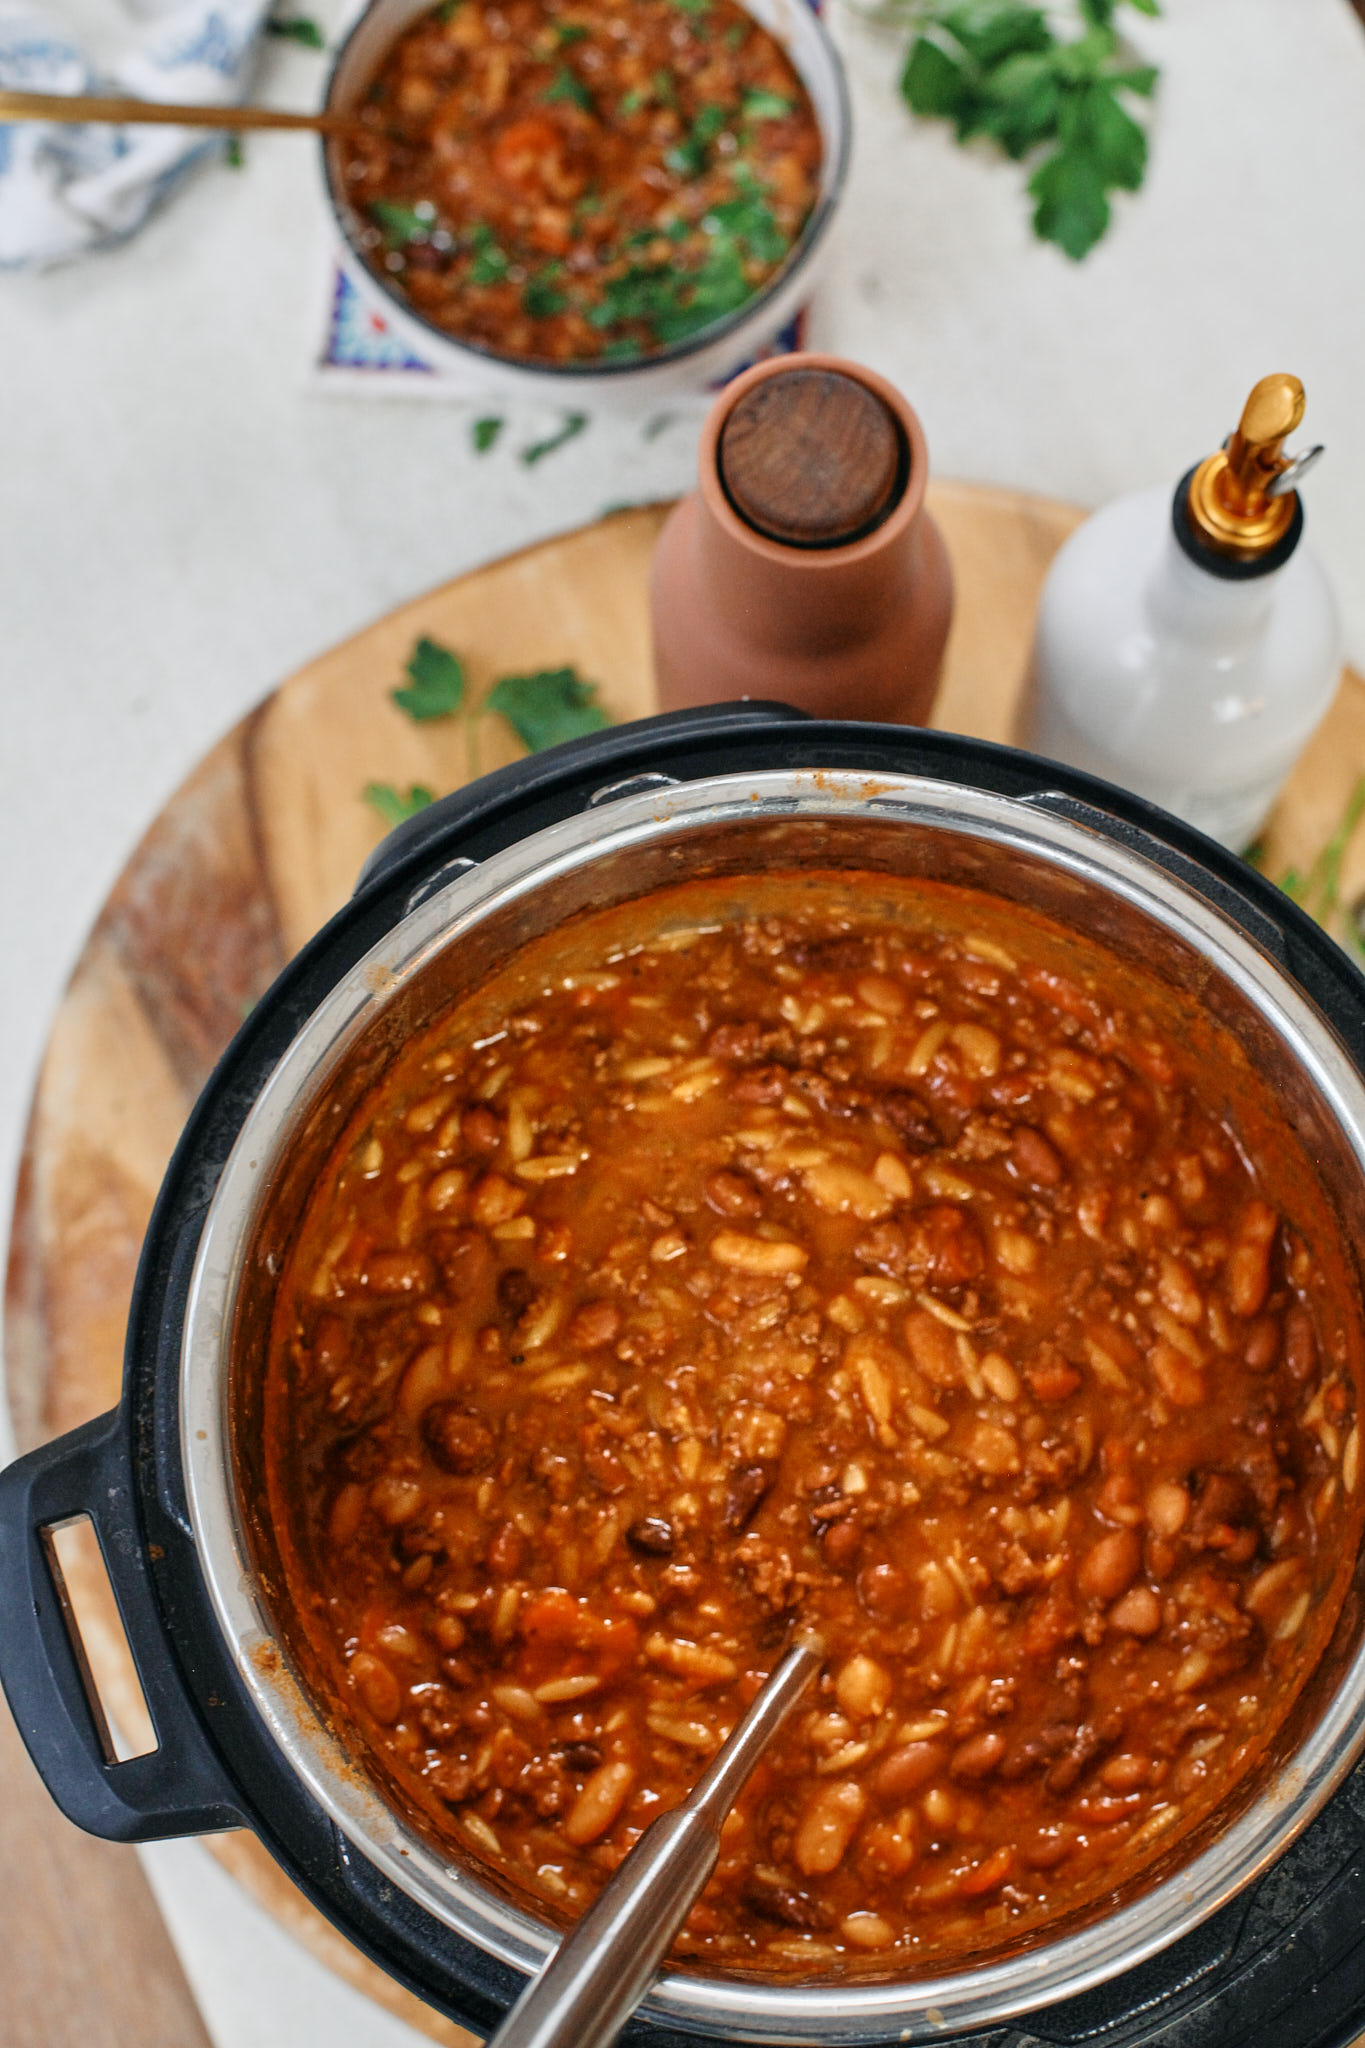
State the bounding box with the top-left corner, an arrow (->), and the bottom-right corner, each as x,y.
0,88 -> 344,131
488,1637 -> 822,2048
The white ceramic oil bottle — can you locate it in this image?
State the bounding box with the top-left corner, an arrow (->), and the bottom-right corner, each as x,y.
1020,375 -> 1340,851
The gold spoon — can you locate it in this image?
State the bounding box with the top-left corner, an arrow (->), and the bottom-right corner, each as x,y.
0,88 -> 355,134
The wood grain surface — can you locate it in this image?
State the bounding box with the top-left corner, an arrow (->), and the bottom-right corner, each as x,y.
0,1687 -> 214,2048
5,478 -> 1362,2044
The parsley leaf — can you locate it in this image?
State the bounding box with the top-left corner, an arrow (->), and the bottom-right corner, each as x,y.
544,64 -> 594,112
897,0 -> 1159,259
485,668 -> 610,751
472,415 -> 504,453
468,222 -> 509,282
392,637 -> 466,722
523,276 -> 568,318
370,200 -> 431,246
265,14 -> 325,45
365,782 -> 436,827
520,412 -> 589,464
556,21 -> 589,43
1027,144 -> 1110,258
224,133 -> 244,168
742,88 -> 793,121
666,101 -> 728,176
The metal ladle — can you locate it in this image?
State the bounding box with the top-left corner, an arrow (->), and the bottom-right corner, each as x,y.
0,88 -> 353,134
487,1633 -> 824,2048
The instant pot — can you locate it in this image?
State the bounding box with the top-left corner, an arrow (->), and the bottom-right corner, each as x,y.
3,703 -> 1365,2047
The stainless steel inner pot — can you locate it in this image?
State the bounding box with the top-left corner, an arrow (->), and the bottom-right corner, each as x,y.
181,768 -> 1365,2043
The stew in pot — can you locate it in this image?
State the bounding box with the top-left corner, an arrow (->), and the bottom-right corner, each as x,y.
263,873 -> 1363,1976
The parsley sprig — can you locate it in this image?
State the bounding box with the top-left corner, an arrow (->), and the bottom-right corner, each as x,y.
366,635 -> 611,822
1246,774 -> 1365,968
883,0 -> 1160,259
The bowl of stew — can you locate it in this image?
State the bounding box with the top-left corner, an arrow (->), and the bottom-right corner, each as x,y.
5,712 -> 1365,2044
319,0 -> 849,399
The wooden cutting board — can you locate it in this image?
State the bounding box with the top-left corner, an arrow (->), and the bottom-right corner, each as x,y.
6,480 -> 1363,2045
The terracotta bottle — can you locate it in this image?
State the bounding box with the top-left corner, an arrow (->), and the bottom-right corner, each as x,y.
651,354 -> 953,723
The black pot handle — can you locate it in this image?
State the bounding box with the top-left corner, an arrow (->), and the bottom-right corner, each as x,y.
0,1409 -> 245,1841
356,700 -> 810,894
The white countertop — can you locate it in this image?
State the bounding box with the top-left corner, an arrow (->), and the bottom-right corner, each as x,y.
3,1 -> 1365,2040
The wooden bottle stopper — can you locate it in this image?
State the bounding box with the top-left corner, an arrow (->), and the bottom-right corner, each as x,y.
718,366 -> 906,548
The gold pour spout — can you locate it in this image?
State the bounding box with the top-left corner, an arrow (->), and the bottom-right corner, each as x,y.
1186,374 -> 1324,562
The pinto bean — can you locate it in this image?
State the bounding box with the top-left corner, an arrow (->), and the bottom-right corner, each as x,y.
1010,1126 -> 1064,1187
1110,1585 -> 1162,1635
794,1780 -> 866,1875
351,1651 -> 402,1724
874,1742 -> 944,1800
951,1731 -> 1006,1779
1226,1200 -> 1277,1317
1285,1305 -> 1317,1382
834,1653 -> 891,1721
462,1105 -> 502,1155
564,1761 -> 635,1845
1146,1481 -> 1190,1539
1079,1528 -> 1142,1602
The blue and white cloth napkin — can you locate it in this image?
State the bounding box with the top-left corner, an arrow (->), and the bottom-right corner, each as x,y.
0,0 -> 265,267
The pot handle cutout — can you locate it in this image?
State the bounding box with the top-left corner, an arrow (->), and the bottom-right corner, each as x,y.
0,1408 -> 245,1842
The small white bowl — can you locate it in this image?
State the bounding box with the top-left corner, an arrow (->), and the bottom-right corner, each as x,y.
320,0 -> 850,407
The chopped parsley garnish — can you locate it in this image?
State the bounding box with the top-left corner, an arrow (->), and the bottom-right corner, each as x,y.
434,0 -> 464,19
619,86 -> 650,114
741,88 -> 793,121
485,668 -> 610,750
468,223 -> 509,282
556,20 -> 589,43
265,14 -> 325,45
364,783 -> 436,827
391,637 -> 466,721
472,416 -> 504,453
544,64 -> 594,112
523,276 -> 569,318
224,133 -> 244,167
724,20 -> 746,46
666,101 -> 728,177
669,0 -> 711,15
590,180 -> 790,347
369,201 -> 431,246
520,412 -> 590,464
651,69 -> 678,107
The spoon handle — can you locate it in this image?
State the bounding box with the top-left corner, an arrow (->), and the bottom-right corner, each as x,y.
0,88 -> 346,132
487,1635 -> 823,2048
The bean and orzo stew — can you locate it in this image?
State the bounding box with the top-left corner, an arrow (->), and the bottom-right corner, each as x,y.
336,0 -> 822,363
263,873 -> 1363,1977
